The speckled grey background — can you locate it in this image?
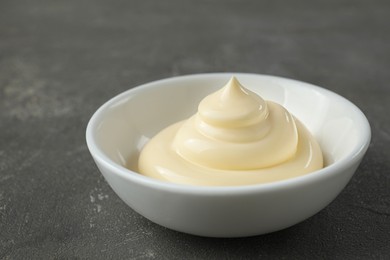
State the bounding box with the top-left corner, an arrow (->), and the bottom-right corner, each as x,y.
0,0 -> 389,259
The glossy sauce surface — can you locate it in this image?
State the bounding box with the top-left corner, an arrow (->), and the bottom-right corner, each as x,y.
138,77 -> 323,186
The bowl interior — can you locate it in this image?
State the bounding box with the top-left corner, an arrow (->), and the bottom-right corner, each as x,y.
90,74 -> 369,176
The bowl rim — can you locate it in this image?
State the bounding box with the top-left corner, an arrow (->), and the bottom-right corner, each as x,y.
86,73 -> 371,195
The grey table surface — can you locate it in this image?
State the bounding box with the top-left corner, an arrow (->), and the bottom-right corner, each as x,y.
1,0 -> 389,259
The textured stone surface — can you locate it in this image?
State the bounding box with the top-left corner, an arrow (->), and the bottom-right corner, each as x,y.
0,0 -> 389,258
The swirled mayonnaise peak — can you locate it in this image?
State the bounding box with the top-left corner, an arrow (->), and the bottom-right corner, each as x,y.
137,77 -> 323,186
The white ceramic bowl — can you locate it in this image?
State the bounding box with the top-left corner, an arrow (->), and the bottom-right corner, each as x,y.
86,73 -> 370,237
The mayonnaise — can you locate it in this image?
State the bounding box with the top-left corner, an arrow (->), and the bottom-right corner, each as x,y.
137,77 -> 323,186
